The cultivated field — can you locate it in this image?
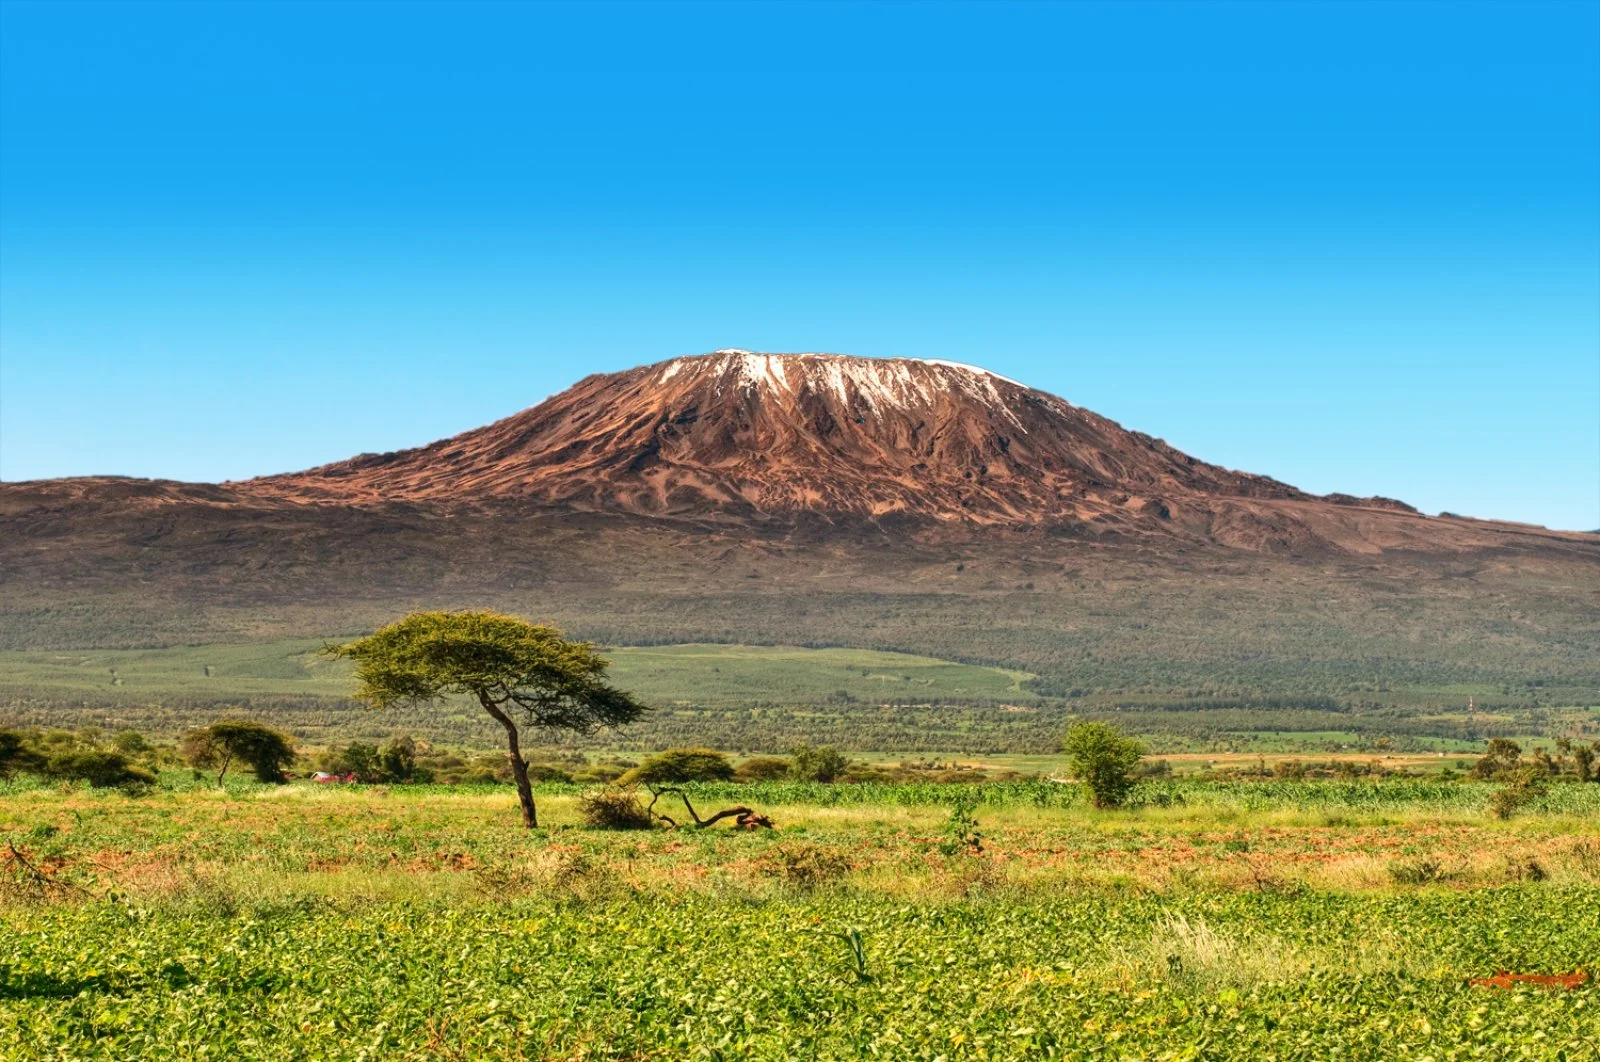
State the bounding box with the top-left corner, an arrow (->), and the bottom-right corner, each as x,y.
3,777 -> 1596,1059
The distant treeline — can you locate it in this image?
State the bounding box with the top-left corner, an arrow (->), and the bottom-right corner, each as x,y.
5,693 -> 1590,756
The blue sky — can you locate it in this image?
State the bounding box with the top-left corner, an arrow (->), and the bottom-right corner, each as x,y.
2,1 -> 1596,530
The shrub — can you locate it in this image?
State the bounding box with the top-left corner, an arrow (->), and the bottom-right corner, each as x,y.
1488,782 -> 1534,820
1487,765 -> 1547,820
736,756 -> 792,782
578,790 -> 656,830
937,798 -> 983,856
524,762 -> 575,783
380,735 -> 417,782
323,742 -> 384,782
789,743 -> 850,783
1574,743 -> 1596,783
1470,738 -> 1521,781
44,749 -> 156,789
110,731 -> 153,756
1387,858 -> 1450,885
755,842 -> 853,889
0,728 -> 46,781
1063,721 -> 1146,809
573,762 -> 626,785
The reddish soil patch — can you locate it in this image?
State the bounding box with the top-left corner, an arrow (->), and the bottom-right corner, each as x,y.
1470,971 -> 1589,991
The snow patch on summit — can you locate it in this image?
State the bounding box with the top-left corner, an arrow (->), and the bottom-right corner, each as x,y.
653,351 -> 1027,428
915,359 -> 1028,389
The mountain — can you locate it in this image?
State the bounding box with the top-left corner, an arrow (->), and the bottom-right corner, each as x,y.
246,350 -> 1308,520
1,350 -> 1596,736
231,349 -> 1571,555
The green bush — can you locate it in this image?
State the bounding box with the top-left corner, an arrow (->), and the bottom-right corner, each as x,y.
754,842 -> 853,889
180,720 -> 296,784
621,748 -> 735,785
0,728 -> 46,781
44,749 -> 156,788
735,756 -> 792,782
937,798 -> 983,856
789,744 -> 849,783
1063,721 -> 1146,809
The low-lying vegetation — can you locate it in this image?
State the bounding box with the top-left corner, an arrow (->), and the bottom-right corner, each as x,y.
1,775 -> 1596,1059
4,637 -> 1598,1060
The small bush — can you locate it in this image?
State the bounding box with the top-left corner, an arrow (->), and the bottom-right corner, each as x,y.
1487,770 -> 1545,820
476,849 -> 620,902
937,799 -> 983,856
735,756 -> 792,782
789,744 -> 850,783
578,790 -> 655,831
1502,856 -> 1548,883
1387,857 -> 1451,886
1063,721 -> 1146,809
0,728 -> 46,782
573,763 -> 626,785
755,842 -> 853,889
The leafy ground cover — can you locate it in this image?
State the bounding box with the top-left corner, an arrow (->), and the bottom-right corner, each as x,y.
2,780 -> 1597,1059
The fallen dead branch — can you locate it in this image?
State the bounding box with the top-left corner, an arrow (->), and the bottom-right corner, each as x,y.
2,840 -> 91,900
645,786 -> 774,830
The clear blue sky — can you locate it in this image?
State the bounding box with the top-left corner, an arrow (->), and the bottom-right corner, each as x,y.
2,1 -> 1596,530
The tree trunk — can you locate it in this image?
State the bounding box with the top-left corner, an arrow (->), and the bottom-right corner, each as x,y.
216,750 -> 233,788
479,694 -> 537,828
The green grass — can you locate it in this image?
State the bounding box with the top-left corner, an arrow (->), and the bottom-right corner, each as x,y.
1,779 -> 1597,1059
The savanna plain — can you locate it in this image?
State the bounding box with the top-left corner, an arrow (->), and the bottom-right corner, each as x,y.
3,773 -> 1597,1061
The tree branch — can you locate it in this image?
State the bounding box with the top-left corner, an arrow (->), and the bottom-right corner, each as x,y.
643,786 -> 773,830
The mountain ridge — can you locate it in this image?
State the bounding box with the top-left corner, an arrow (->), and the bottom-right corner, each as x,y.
240,350 -> 1313,523
4,351 -> 1592,559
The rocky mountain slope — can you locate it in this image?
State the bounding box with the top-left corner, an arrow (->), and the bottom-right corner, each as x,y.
245,350 -> 1310,518
213,349 -> 1589,555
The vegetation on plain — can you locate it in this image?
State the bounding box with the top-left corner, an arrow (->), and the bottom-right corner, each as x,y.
1063,720 -> 1147,808
2,609 -> 1598,1058
326,611 -> 645,827
177,720 -> 296,785
2,772 -> 1597,1059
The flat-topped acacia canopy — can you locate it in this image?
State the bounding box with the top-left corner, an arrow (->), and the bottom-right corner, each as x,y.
327,610 -> 646,827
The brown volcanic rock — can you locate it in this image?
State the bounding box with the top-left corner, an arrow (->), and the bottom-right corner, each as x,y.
245,350 -> 1308,526
6,351 -> 1596,561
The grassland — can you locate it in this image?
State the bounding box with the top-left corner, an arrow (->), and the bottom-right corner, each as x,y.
2,776 -> 1597,1059
3,638 -> 1591,758
0,640 -> 1036,705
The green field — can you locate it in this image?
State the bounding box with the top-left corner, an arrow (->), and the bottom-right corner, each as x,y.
5,638 -> 1595,759
0,640 -> 1036,705
2,777 -> 1597,1059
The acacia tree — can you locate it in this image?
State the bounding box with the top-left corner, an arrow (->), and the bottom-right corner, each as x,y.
327,611 -> 646,828
621,747 -> 735,785
180,720 -> 297,785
